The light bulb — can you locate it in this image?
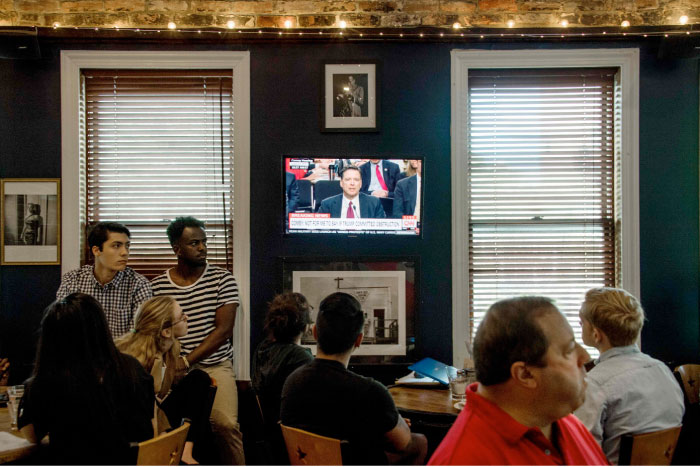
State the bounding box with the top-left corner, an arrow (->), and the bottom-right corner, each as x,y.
507,19 -> 515,28
560,19 -> 568,27
227,20 -> 235,29
621,20 -> 630,27
339,20 -> 347,28
679,15 -> 688,25
168,21 -> 176,29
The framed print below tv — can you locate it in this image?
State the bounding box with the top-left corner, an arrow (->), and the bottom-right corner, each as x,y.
322,61 -> 380,132
282,256 -> 418,363
1,178 -> 61,265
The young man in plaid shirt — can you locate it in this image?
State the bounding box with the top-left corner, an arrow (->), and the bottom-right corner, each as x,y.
56,222 -> 152,338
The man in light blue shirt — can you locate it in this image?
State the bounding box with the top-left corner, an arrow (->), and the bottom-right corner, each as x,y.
574,287 -> 684,464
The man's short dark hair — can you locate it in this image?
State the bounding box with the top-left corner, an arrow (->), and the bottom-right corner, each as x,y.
87,222 -> 130,251
166,217 -> 205,245
316,292 -> 364,355
339,165 -> 361,180
473,296 -> 557,386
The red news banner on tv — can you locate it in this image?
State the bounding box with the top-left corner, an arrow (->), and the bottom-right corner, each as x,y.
289,213 -> 419,235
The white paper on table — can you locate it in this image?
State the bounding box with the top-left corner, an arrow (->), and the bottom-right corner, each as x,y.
0,431 -> 31,450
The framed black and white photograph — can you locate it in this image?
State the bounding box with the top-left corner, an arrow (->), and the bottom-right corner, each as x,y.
282,256 -> 417,362
322,61 -> 380,132
1,178 -> 61,265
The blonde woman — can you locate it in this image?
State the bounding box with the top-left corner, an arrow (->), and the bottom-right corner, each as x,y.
117,296 -> 213,465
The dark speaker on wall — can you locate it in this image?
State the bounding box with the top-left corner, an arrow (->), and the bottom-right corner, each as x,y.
0,28 -> 41,60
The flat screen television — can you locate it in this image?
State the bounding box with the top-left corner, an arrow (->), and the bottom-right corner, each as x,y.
283,156 -> 424,236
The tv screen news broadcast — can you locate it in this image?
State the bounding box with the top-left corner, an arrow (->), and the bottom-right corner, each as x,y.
284,156 -> 424,236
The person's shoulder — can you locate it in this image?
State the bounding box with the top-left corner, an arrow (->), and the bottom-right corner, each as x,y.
122,267 -> 150,283
206,265 -> 236,280
385,160 -> 400,170
62,265 -> 92,279
396,174 -> 415,187
560,412 -> 597,437
359,192 -> 380,204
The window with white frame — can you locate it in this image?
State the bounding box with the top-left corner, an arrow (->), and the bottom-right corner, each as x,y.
82,69 -> 234,279
450,49 -> 640,367
60,51 -> 251,378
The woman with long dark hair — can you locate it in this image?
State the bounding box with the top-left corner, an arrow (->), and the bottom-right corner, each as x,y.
252,292 -> 314,463
18,293 -> 154,464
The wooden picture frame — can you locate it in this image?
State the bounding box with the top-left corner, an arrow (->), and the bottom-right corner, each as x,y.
1,178 -> 61,265
282,256 -> 418,363
321,61 -> 380,132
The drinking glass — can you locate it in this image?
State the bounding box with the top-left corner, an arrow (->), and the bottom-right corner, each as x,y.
7,385 -> 24,430
448,369 -> 468,401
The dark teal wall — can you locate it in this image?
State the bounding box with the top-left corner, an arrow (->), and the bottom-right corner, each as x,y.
0,39 -> 698,384
638,48 -> 699,362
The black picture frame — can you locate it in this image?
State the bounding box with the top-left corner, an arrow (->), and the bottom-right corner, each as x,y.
281,256 -> 418,363
321,60 -> 381,132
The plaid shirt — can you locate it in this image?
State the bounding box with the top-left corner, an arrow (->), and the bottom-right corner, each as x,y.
56,265 -> 152,339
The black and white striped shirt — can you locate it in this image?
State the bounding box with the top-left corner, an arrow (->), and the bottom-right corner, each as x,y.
151,264 -> 239,365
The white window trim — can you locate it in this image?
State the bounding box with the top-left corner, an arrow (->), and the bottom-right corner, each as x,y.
60,50 -> 252,379
450,48 -> 640,367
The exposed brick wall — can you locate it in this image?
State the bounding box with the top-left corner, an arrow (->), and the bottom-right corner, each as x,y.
0,0 -> 696,29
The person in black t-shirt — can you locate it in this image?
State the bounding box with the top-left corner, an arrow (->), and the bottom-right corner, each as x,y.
252,292 -> 314,464
281,292 -> 427,465
18,293 -> 154,465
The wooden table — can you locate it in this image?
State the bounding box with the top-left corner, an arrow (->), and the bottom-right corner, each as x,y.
389,385 -> 461,416
0,405 -> 36,464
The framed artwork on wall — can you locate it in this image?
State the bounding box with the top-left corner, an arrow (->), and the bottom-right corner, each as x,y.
282,256 -> 418,363
1,178 -> 61,265
321,61 -> 380,132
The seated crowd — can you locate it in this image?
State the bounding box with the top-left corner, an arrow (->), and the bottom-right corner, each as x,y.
4,219 -> 688,465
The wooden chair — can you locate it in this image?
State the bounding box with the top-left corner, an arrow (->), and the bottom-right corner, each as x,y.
280,423 -> 345,465
674,364 -> 700,405
618,426 -> 682,465
133,421 -> 190,465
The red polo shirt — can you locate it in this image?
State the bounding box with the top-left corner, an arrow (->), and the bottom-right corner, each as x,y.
428,383 -> 609,465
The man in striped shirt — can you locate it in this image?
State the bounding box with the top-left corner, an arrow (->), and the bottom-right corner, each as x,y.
151,216 -> 245,465
57,222 -> 152,338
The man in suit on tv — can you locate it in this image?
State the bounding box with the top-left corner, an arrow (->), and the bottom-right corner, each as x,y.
360,159 -> 401,198
318,165 -> 386,218
285,171 -> 299,216
393,159 -> 422,219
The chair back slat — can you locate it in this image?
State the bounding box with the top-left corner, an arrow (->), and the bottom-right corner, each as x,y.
280,423 -> 343,465
675,364 -> 700,405
135,421 -> 190,466
618,426 -> 682,466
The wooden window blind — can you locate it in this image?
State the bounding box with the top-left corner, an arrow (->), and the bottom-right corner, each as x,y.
82,69 -> 234,279
468,68 -> 618,356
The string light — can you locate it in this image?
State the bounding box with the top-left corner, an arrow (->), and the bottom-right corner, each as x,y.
42,24 -> 700,41
507,19 -> 515,28
621,20 -> 630,27
679,15 -> 688,25
227,20 -> 235,29
284,19 -> 292,28
452,22 -> 461,29
560,19 -> 568,27
338,20 -> 347,29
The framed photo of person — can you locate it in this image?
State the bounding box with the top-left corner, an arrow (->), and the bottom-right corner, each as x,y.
321,61 -> 380,132
281,256 -> 418,363
1,178 -> 61,265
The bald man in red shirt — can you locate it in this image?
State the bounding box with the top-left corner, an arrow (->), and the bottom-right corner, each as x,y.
429,296 -> 609,465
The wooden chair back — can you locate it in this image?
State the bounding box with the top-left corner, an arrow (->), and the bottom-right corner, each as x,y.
134,421 -> 190,465
280,423 -> 344,465
618,425 -> 682,465
674,364 -> 700,405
